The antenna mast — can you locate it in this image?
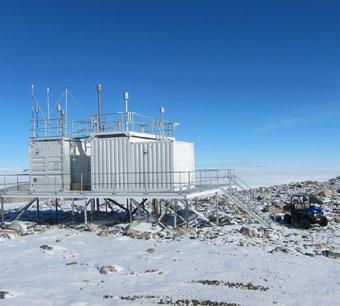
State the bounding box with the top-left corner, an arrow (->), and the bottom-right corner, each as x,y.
46,88 -> 50,137
123,91 -> 129,131
96,84 -> 103,132
31,84 -> 38,137
160,106 -> 165,138
65,86 -> 68,136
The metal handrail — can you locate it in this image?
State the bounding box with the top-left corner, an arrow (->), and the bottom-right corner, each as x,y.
71,111 -> 178,138
0,169 -> 237,195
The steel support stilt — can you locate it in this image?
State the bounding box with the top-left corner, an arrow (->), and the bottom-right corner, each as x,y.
55,198 -> 58,224
126,198 -> 131,222
96,198 -> 100,212
194,197 -> 198,232
90,198 -> 94,221
36,198 -> 40,224
84,199 -> 88,227
185,199 -> 189,229
1,197 -> 4,227
71,198 -> 75,222
215,192 -> 219,225
129,199 -> 132,223
173,200 -> 177,229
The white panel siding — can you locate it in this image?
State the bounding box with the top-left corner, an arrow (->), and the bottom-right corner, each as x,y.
173,141 -> 195,188
29,138 -> 71,192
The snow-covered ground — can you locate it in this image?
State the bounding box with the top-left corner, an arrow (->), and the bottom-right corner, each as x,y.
0,225 -> 339,306
0,210 -> 339,306
0,175 -> 339,306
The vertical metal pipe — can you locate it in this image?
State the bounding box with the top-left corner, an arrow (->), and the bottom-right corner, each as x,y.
185,199 -> 189,229
55,198 -> 58,224
173,200 -> 177,229
71,198 -> 75,222
123,92 -> 129,131
84,199 -> 88,227
80,173 -> 83,192
96,84 -> 103,132
36,198 -> 40,224
215,192 -> 219,225
47,87 -> 50,136
65,87 -> 68,136
128,198 -> 132,223
96,198 -> 100,212
90,198 -> 94,221
130,200 -> 133,222
1,197 -> 4,227
194,197 -> 198,232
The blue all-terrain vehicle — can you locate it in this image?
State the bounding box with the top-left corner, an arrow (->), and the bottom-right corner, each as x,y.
283,195 -> 328,229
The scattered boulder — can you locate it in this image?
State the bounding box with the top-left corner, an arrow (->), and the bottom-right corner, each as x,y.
261,206 -> 269,213
239,226 -> 256,238
318,189 -> 333,198
126,220 -> 141,232
97,227 -> 123,237
321,250 -> 340,259
7,221 -> 27,235
0,291 -> 9,299
40,245 -> 53,251
128,231 -> 152,240
99,265 -> 117,274
126,221 -> 157,240
145,248 -> 155,254
173,228 -> 188,236
65,261 -> 78,266
86,223 -> 99,232
269,247 -> 295,254
0,229 -> 19,240
309,195 -> 323,204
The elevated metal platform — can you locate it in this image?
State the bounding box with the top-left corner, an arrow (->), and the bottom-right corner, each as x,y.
0,169 -> 236,200
0,169 -> 272,229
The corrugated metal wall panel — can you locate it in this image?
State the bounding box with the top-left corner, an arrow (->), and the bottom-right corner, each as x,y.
129,140 -> 175,190
91,136 -> 195,192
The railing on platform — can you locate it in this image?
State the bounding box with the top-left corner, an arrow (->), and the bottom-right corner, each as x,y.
72,112 -> 178,138
0,169 -> 237,195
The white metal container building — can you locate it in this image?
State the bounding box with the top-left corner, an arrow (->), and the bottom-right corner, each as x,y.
91,132 -> 195,192
28,85 -> 195,194
29,138 -> 91,192
29,138 -> 71,192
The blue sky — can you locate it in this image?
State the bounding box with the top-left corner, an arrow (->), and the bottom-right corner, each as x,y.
0,0 -> 339,170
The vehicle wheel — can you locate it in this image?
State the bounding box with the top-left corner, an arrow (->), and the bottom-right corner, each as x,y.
300,218 -> 311,229
284,214 -> 292,224
319,216 -> 328,227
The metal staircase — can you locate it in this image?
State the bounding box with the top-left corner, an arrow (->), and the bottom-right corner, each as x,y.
220,180 -> 273,228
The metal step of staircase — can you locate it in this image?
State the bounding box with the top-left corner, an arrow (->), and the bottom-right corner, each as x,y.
220,187 -> 273,228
